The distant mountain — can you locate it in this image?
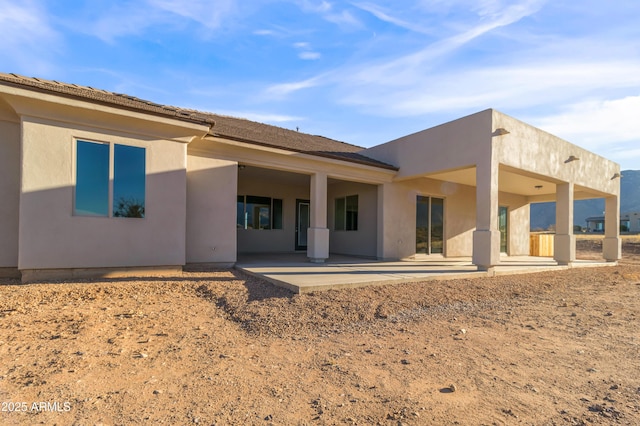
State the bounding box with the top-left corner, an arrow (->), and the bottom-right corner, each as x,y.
530,170 -> 640,230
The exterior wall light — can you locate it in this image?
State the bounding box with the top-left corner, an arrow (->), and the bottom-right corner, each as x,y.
535,185 -> 543,190
611,172 -> 622,179
492,128 -> 510,136
564,155 -> 579,163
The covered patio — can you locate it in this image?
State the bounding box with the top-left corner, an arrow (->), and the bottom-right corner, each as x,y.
236,254 -> 614,294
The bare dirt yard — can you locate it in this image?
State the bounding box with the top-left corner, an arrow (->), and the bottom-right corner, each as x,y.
1,240 -> 639,425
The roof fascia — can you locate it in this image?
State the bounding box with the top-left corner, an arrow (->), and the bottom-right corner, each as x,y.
1,84 -> 210,143
189,137 -> 396,184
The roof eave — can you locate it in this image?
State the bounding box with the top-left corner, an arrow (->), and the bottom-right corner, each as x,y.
0,74 -> 215,127
212,133 -> 399,171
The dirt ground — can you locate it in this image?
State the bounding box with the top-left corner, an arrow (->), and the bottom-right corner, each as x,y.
1,241 -> 639,425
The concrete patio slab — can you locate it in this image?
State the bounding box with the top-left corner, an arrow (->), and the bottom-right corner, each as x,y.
236,254 -> 616,293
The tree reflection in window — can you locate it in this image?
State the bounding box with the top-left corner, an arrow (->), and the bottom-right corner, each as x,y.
113,144 -> 146,218
74,141 -> 146,218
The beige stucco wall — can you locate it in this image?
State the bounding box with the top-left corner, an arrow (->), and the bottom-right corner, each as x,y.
328,181 -> 377,257
236,174 -> 309,253
369,108 -> 618,264
498,192 -> 530,256
443,181 -> 478,257
0,102 -> 20,268
366,110 -> 496,262
189,135 -> 396,257
377,179 -> 530,259
18,116 -> 188,270
186,154 -> 238,264
363,110 -> 493,180
493,111 -> 620,196
377,178 -> 479,259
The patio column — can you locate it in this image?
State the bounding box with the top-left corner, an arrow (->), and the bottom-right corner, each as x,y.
472,161 -> 500,271
603,195 -> 621,261
554,182 -> 575,265
308,172 -> 329,263
376,183 -> 388,260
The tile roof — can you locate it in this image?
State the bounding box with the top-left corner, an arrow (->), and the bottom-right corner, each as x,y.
0,73 -> 397,171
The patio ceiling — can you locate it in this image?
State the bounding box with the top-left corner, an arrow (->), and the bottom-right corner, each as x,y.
237,164 -> 377,186
425,164 -> 608,200
238,164 -> 310,186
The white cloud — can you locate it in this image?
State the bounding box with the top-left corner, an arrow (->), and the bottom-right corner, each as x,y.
352,2 -> 435,34
297,0 -> 332,14
89,7 -> 157,41
335,0 -> 546,89
293,41 -> 321,60
531,96 -> 640,152
263,0 -> 546,100
254,29 -> 275,36
0,0 -> 61,73
84,0 -> 237,41
415,0 -> 545,19
608,147 -> 640,169
299,51 -> 321,60
265,76 -> 323,97
338,60 -> 640,117
324,10 -> 363,30
296,0 -> 363,29
147,0 -> 236,30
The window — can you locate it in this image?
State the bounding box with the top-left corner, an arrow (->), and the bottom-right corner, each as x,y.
75,140 -> 146,218
75,141 -> 109,216
113,144 -> 146,218
335,195 -> 358,231
236,196 -> 283,230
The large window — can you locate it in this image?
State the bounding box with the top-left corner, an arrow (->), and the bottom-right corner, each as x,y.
75,141 -> 109,216
237,195 -> 283,230
335,195 -> 358,231
75,140 -> 146,218
113,144 -> 146,218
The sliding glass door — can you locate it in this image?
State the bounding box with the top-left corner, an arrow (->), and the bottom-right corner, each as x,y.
499,205 -> 508,253
416,196 -> 444,255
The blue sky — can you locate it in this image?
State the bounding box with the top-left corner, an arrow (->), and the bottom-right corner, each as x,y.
2,0 -> 640,169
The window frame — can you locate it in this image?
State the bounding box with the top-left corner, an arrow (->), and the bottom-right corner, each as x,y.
236,195 -> 284,230
73,139 -> 146,219
74,140 -> 110,217
113,143 -> 146,218
334,194 -> 359,231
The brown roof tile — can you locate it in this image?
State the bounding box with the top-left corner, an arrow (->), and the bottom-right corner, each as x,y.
0,72 -> 397,170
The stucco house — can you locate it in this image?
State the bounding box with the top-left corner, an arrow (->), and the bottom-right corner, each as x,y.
586,211 -> 640,233
0,73 -> 622,282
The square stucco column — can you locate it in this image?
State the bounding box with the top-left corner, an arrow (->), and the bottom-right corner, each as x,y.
554,182 -> 575,265
376,183 -> 388,260
603,195 -> 621,261
307,172 -> 329,263
472,161 -> 500,271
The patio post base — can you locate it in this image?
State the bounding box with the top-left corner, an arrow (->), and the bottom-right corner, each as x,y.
603,237 -> 621,261
476,265 -> 496,275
